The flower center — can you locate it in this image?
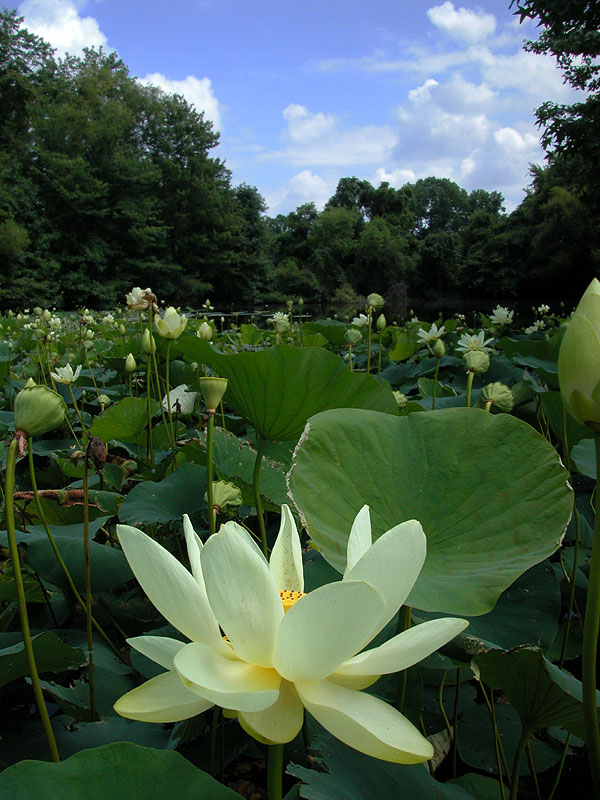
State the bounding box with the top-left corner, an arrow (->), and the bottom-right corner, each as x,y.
279,590 -> 306,612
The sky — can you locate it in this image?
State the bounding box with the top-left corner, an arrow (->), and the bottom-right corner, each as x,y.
14,0 -> 585,215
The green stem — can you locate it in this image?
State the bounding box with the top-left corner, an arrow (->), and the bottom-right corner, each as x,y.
267,743 -> 284,800
451,668 -> 461,777
253,435 -> 268,556
377,332 -> 383,381
165,341 -> 175,444
206,413 -> 215,536
151,340 -> 175,450
395,606 -> 412,711
582,431 -> 600,793
84,348 -> 99,399
348,344 -> 353,371
547,733 -> 571,800
67,383 -> 84,432
5,437 -> 60,762
466,371 -> 475,408
146,356 -> 154,467
83,444 -> 96,720
509,726 -> 530,800
560,506 -> 580,667
432,357 -> 440,411
525,740 -> 541,800
366,307 -> 373,373
209,706 -> 220,776
27,440 -> 123,659
480,684 -> 508,797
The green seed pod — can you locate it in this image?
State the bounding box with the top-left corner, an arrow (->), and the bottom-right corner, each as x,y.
367,293 -> 385,311
198,376 -> 228,412
206,480 -> 243,513
14,384 -> 67,437
345,328 -> 362,345
393,390 -> 408,410
463,350 -> 490,374
480,382 -> 514,412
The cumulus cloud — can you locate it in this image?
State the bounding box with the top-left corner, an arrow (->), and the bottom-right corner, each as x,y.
19,0 -> 108,57
265,169 -> 334,215
372,167 -> 416,186
141,73 -> 223,132
267,104 -> 397,166
427,2 -> 496,44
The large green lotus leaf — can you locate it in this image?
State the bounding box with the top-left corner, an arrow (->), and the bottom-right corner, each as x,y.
118,462 -> 207,525
289,407 -> 572,615
0,742 -> 243,799
474,645 -> 598,738
572,438 -> 596,478
0,631 -> 85,688
540,391 -> 593,448
178,339 -> 397,440
302,319 -> 347,347
89,396 -> 160,444
288,729 -> 474,799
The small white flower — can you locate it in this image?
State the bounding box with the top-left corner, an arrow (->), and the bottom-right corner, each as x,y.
489,306 -> 514,326
455,331 -> 494,355
537,304 -> 550,315
351,313 -> 368,327
525,320 -> 546,335
417,322 -> 445,344
410,316 -> 419,324
51,363 -> 82,384
269,311 -> 290,333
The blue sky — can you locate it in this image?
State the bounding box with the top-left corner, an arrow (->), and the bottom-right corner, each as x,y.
16,0 -> 584,214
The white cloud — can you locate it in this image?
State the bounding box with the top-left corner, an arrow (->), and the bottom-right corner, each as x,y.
19,0 -> 108,57
268,104 -> 397,166
408,78 -> 439,104
141,73 -> 223,131
372,167 -> 416,186
265,169 -> 334,215
427,2 -> 496,44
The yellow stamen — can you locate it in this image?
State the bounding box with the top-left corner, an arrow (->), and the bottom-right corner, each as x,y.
279,590 -> 306,612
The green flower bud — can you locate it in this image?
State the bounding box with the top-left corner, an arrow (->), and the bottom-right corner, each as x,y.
393,390 -> 408,409
42,309 -> 51,322
14,384 -> 67,437
142,329 -> 156,354
376,314 -> 387,332
463,350 -> 490,374
345,328 -> 362,345
98,394 -> 111,408
367,293 -> 385,311
119,324 -> 127,336
480,382 -> 514,412
198,376 -> 228,412
558,278 -> 600,430
432,339 -> 445,359
125,353 -> 137,372
205,480 -> 243,514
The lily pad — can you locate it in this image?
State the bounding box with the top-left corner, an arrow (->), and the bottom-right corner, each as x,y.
0,631 -> 85,688
0,742 -> 243,799
178,340 -> 397,440
89,397 -> 160,445
118,462 -> 207,525
289,407 -> 572,615
572,438 -> 596,479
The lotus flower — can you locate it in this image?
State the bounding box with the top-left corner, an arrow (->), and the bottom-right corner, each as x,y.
455,331 -> 494,355
155,307 -> 187,340
50,363 -> 82,384
114,507 -> 467,763
417,322 -> 445,344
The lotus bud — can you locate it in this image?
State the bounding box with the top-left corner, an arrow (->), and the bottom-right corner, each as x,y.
367,293 -> 384,311
376,314 -> 387,332
86,329 -> 94,340
345,329 -> 362,346
14,384 -> 67,437
432,339 -> 445,359
42,309 -> 51,322
34,307 -> 42,316
191,362 -> 198,371
119,324 -> 126,335
125,353 -> 137,372
393,390 -> 408,410
198,376 -> 228,413
205,480 -> 243,516
142,329 -> 156,354
197,321 -> 213,340
558,278 -> 600,431
156,306 -> 188,340
35,328 -> 45,339
480,382 -> 514,413
298,297 -> 304,307
463,350 -> 489,374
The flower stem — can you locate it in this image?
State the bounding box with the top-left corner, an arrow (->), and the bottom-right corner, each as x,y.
5,437 -> 60,762
582,431 -> 600,793
146,356 -> 154,467
509,725 -> 531,800
165,341 -> 175,444
83,442 -> 97,720
206,412 -> 215,536
466,371 -> 475,408
395,605 -> 412,711
366,307 -> 373,373
377,332 -> 383,381
253,435 -> 268,556
432,357 -> 440,410
267,743 -> 284,800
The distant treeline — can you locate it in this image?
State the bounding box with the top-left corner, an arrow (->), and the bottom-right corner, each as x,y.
1,9 -> 598,311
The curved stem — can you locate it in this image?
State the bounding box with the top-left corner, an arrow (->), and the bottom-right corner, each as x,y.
67,384 -> 84,432
466,371 -> 475,408
267,743 -> 284,800
509,725 -> 530,800
27,439 -> 123,659
83,443 -> 96,720
547,733 -> 571,800
206,413 -> 215,536
6,437 -> 60,762
253,435 -> 268,556
582,431 -> 600,793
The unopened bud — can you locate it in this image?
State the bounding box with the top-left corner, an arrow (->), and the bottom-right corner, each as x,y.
376,314 -> 387,332
14,384 -> 67,437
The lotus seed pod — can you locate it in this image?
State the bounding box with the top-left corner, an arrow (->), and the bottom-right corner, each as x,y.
142,329 -> 156,354
463,350 -> 490,374
198,376 -> 228,412
432,339 -> 445,359
345,328 -> 362,345
480,382 -> 514,412
125,353 -> 137,372
367,293 -> 384,311
376,314 -> 387,332
14,384 -> 67,437
558,278 -> 600,431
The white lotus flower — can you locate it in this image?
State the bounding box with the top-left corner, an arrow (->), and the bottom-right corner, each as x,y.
162,384 -> 198,414
525,319 -> 546,335
126,287 -> 154,312
156,307 -> 188,340
489,306 -> 514,326
114,507 -> 468,763
455,331 -> 494,355
538,304 -> 550,315
417,322 -> 445,344
51,363 -> 82,384
351,313 -> 368,327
